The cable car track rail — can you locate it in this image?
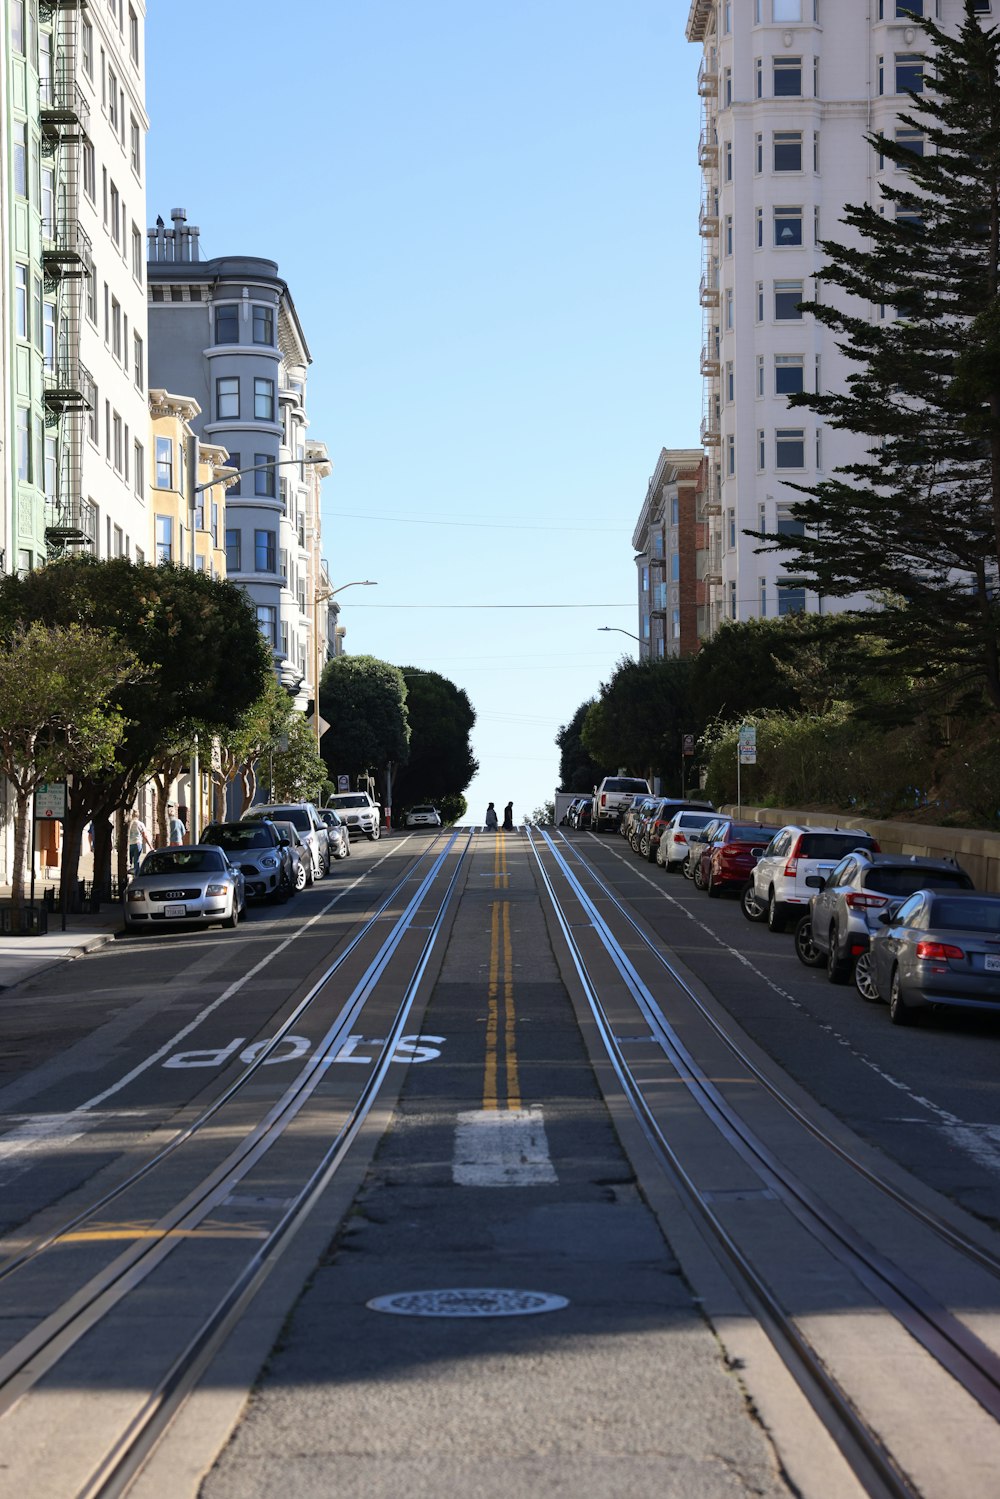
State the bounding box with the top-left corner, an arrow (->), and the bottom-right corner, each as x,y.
0,831 -> 473,1498
529,825 -> 1000,1499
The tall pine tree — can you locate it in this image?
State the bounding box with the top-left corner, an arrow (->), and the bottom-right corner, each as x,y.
756,1 -> 1000,709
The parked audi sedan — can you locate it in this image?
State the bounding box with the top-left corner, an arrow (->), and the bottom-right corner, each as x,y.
698,821 -> 770,897
866,890 -> 1000,1024
795,850 -> 974,987
123,845 -> 246,931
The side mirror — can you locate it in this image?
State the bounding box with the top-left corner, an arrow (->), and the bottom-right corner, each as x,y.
751,848 -> 765,861
279,836 -> 291,848
805,875 -> 826,890
877,909 -> 894,926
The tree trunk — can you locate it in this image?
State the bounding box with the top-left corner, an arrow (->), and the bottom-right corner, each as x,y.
10,787 -> 31,918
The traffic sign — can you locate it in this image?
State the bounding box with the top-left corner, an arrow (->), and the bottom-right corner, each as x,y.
737,725 -> 757,765
34,782 -> 66,820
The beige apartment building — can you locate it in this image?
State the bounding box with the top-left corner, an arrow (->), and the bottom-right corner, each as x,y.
686,0 -> 991,633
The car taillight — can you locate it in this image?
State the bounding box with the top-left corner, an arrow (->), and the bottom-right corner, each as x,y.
915,941 -> 964,960
845,892 -> 888,910
600,794 -> 607,807
675,832 -> 687,844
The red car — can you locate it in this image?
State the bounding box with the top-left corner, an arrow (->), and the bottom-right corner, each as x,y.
697,821 -> 770,897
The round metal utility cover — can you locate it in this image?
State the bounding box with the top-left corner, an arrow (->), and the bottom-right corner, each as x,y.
367,1288 -> 569,1318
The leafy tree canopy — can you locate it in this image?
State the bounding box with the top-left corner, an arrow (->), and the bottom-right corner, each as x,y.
581,657 -> 693,790
394,668 -> 477,808
556,700 -> 603,793
319,654 -> 410,786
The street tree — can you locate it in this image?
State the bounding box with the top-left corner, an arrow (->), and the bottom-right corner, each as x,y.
581,657 -> 693,791
270,713 -> 329,802
393,668 -> 477,810
756,1 -> 1000,710
0,623 -> 141,915
319,655 -> 410,801
210,676 -> 295,820
556,700 -> 603,793
0,557 -> 271,904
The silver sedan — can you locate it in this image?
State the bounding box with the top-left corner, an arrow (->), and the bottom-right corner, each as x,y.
867,889 -> 1000,1025
124,845 -> 246,931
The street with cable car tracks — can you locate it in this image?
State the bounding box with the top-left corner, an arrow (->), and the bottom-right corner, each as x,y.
4,821 -> 1000,1496
0,828 -> 469,1499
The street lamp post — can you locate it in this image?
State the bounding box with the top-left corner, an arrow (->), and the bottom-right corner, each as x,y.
313,580 -> 378,753
597,626 -> 644,652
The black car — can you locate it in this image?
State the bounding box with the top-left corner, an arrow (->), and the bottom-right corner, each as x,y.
201,820 -> 295,901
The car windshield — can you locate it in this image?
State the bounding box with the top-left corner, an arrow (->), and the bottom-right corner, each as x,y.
331,795 -> 367,808
869,867 -> 972,898
412,807 -> 434,815
257,807 -> 309,831
676,812 -> 716,829
930,897 -> 1000,932
205,825 -> 273,850
139,849 -> 225,876
798,833 -> 876,859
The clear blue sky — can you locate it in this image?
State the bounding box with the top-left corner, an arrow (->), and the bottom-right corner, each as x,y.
145,2 -> 703,823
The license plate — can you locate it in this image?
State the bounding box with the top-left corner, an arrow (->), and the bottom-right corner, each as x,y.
164,903 -> 186,918
985,955 -> 1000,973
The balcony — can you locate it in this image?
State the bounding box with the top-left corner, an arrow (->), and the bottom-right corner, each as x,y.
698,132 -> 719,170
700,414 -> 721,447
45,496 -> 97,550
700,344 -> 720,377
41,217 -> 92,279
698,201 -> 719,237
699,271 -> 720,307
39,76 -> 90,138
43,355 -> 94,413
698,60 -> 719,96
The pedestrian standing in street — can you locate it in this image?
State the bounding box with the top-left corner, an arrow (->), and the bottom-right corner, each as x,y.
166,803 -> 186,846
485,802 -> 499,830
127,810 -> 152,873
502,801 -> 514,831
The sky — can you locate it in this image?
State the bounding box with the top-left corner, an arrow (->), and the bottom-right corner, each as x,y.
144,2 -> 703,824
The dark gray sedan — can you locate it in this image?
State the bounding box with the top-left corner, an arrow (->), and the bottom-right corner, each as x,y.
868,889 -> 1000,1025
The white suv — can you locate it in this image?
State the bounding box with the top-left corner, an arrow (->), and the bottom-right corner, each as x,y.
326,791 -> 381,840
742,824 -> 879,932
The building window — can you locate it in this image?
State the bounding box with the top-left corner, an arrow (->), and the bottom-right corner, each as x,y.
773,131 -> 802,172
757,430 -> 766,470
757,354 -> 765,396
725,286 -> 733,328
759,579 -> 767,616
755,56 -> 762,98
775,354 -> 805,394
16,408 -> 30,481
254,453 -> 276,497
813,131 -> 820,172
108,68 -> 119,128
723,65 -> 732,107
726,433 -> 735,475
82,16 -> 93,73
112,412 -> 123,473
896,127 -> 925,164
155,514 -> 172,563
225,529 -> 241,571
110,181 -> 121,243
86,263 -> 97,324
83,140 -> 95,201
134,440 -> 144,496
155,436 -> 173,488
774,0 -> 802,16
133,332 -> 144,390
130,116 -> 141,175
216,376 -> 239,419
254,378 -> 275,421
774,206 -> 803,246
755,206 -> 763,247
111,296 -> 121,357
252,305 -> 274,344
729,580 -> 737,619
756,281 -> 765,321
725,214 -> 733,254
774,279 -> 804,319
726,360 -> 734,402
129,5 -> 139,63
754,133 -> 763,174
775,428 -> 806,468
777,581 -> 807,615
44,436 -> 57,500
13,122 -> 27,198
727,508 -> 737,549
773,56 -> 802,96
724,140 -> 733,181
895,53 -> 923,94
15,266 -> 28,339
256,604 -> 277,646
254,528 -> 276,572
215,304 -> 238,344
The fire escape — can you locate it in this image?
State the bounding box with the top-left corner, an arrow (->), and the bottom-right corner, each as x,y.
40,0 -> 95,555
697,43 -> 723,633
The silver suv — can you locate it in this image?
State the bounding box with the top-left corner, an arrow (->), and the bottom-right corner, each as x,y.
742,823 -> 879,932
795,850 -> 974,989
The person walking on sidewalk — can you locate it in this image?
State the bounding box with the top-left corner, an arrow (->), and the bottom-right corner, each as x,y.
127,810 -> 152,873
484,802 -> 499,831
166,803 -> 186,846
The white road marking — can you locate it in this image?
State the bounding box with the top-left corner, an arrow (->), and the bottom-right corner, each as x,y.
453,1106 -> 557,1187
0,1112 -> 108,1189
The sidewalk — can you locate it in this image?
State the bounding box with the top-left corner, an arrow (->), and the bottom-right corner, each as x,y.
0,848 -> 121,989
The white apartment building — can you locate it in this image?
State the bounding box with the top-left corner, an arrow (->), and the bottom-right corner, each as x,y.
686,0 -> 989,632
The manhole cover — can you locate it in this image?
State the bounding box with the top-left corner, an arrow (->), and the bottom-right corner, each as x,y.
367,1288 -> 569,1318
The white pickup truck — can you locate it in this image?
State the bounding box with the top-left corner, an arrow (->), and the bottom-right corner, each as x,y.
325,791 -> 381,840
593,775 -> 652,833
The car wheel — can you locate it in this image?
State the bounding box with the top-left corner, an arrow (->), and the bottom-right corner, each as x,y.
693,860 -> 707,891
322,851 -> 332,876
707,867 -> 721,898
368,826 -> 380,841
741,882 -> 767,922
766,890 -> 787,933
336,840 -> 349,860
682,859 -> 695,881
889,966 -> 916,1025
639,833 -> 651,858
295,863 -> 308,892
826,924 -> 851,984
222,902 -> 239,930
854,950 -> 881,1003
794,916 -> 826,968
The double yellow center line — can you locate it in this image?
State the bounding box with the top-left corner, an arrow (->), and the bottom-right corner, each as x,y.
483,831 -> 520,1110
